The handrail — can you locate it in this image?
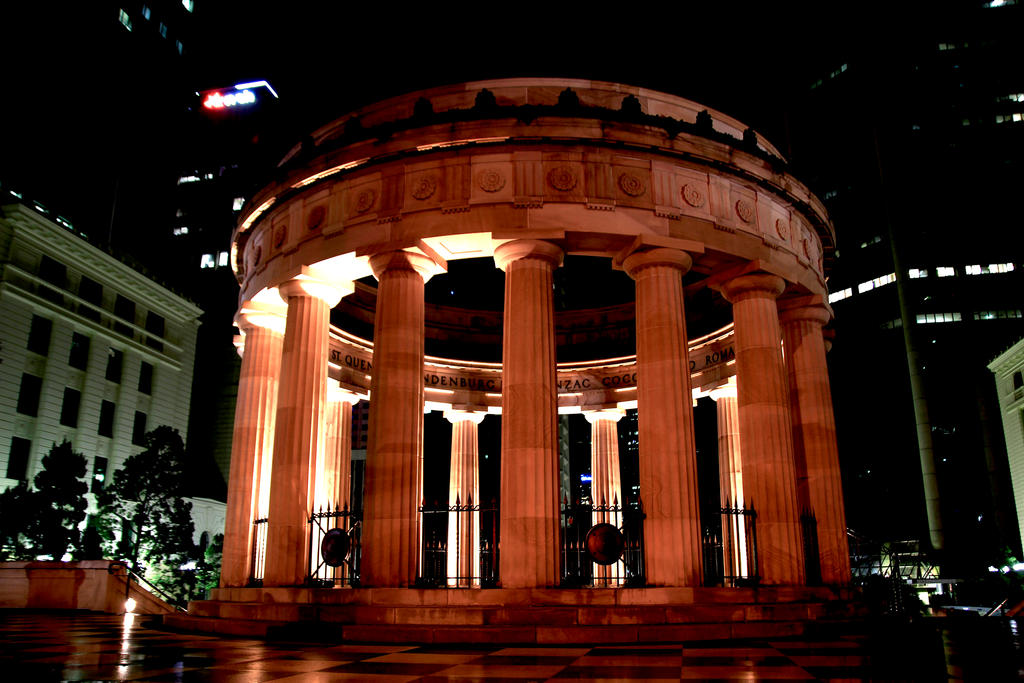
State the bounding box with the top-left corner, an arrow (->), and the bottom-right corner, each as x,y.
108,560 -> 187,612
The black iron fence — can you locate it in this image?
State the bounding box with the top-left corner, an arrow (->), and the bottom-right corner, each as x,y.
560,497 -> 646,587
418,498 -> 499,587
307,504 -> 361,587
248,517 -> 268,586
702,504 -> 759,587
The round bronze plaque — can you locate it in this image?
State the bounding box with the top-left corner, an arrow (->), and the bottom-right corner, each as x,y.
585,523 -> 625,565
321,528 -> 350,567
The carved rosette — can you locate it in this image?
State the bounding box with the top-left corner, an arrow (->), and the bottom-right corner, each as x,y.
251,245 -> 262,268
355,189 -> 376,213
735,199 -> 755,223
547,165 -> 578,192
411,174 -> 438,200
681,183 -> 706,208
774,218 -> 790,240
273,225 -> 287,249
306,205 -> 326,231
476,169 -> 506,193
618,172 -> 646,197
801,226 -> 818,261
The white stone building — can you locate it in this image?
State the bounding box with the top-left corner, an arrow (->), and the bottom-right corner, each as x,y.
0,201 -> 221,541
990,339 -> 1024,553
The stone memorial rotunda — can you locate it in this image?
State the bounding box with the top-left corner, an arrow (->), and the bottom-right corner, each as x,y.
171,79 -> 856,642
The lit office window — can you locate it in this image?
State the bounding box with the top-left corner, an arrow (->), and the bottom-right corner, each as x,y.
182,0 -> 195,11
159,22 -> 167,38
984,0 -> 1018,7
232,197 -> 245,211
173,226 -> 189,236
200,254 -> 216,269
998,93 -> 1024,103
859,235 -> 882,248
974,310 -> 1023,320
118,9 -> 132,31
176,40 -> 183,55
916,312 -> 962,324
218,251 -> 229,267
996,113 -> 1024,123
909,268 -> 928,279
177,174 -> 199,184
857,273 -> 895,294
141,4 -> 151,19
966,263 -> 1015,275
936,266 -> 956,277
828,288 -> 853,304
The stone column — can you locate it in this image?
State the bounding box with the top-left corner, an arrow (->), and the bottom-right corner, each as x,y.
585,409 -> 625,584
709,379 -> 749,579
720,273 -> 804,585
263,273 -> 347,587
221,302 -> 285,587
362,250 -> 436,587
318,385 -> 362,510
779,298 -> 850,585
445,410 -> 485,587
494,239 -> 563,589
623,247 -> 703,587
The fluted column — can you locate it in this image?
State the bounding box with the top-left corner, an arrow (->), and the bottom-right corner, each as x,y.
709,379 -> 748,579
362,250 -> 436,587
318,384 -> 362,510
623,247 -> 703,587
779,298 -> 850,585
221,302 -> 285,587
585,409 -> 625,584
445,410 -> 485,587
721,273 -> 804,585
494,239 -> 563,588
263,273 -> 348,586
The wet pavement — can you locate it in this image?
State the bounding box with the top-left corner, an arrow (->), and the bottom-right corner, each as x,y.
1,610 -> 1022,681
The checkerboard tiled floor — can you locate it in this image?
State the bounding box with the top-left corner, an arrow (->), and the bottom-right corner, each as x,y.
1,611 -> 1021,681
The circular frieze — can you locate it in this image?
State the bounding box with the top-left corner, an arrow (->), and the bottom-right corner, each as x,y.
681,183 -> 706,208
306,205 -> 326,231
547,165 -> 578,192
273,226 -> 287,249
735,199 -> 755,223
411,174 -> 438,200
476,169 -> 506,193
775,218 -> 790,240
801,227 -> 817,260
251,245 -> 262,267
618,172 -> 646,197
355,189 -> 376,213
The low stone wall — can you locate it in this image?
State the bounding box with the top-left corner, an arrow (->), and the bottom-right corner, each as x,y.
0,561 -> 175,614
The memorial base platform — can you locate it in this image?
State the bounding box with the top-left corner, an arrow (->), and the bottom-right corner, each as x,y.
163,586 -> 864,644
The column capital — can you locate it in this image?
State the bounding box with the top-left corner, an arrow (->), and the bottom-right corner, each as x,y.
622,247 -> 693,279
777,299 -> 833,327
584,408 -> 625,424
278,266 -> 352,307
444,409 -> 487,425
369,249 -> 440,283
493,239 -> 564,272
235,300 -> 288,335
708,378 -> 738,402
720,272 -> 786,303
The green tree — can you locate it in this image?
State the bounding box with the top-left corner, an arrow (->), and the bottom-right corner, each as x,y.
0,481 -> 40,560
30,440 -> 88,559
99,426 -> 197,604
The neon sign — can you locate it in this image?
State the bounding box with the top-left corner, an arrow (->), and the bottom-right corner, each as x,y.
200,80 -> 278,111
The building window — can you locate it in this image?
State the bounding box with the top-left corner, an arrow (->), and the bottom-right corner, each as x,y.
145,311 -> 165,351
91,456 -> 109,493
158,21 -> 167,37
60,388 -> 81,428
141,4 -> 151,19
176,39 -> 183,55
857,273 -> 896,294
828,288 -> 853,304
936,266 -> 956,277
38,255 -> 67,303
106,348 -> 124,383
132,411 -> 148,446
974,310 -> 1023,320
78,275 -> 103,321
118,8 -> 132,31
965,263 -> 1015,275
98,400 -> 116,438
16,374 -> 42,417
182,0 -> 194,11
200,253 -> 215,269
114,295 -> 135,337
138,362 -> 154,395
27,315 -> 52,355
69,332 -> 90,370
909,268 -> 928,279
916,312 -> 962,324
217,251 -> 229,267
6,437 -> 30,481
232,197 -> 245,211
173,226 -> 189,236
